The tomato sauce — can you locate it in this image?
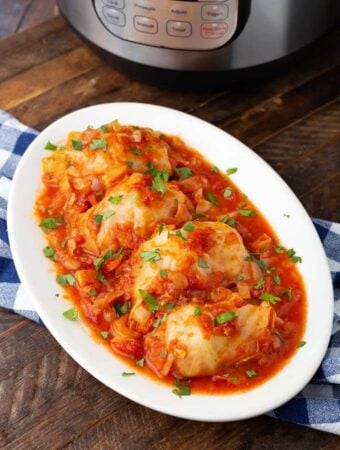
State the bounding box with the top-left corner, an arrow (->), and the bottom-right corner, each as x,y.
35,122 -> 306,395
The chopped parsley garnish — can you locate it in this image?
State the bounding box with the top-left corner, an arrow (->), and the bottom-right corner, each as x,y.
218,216 -> 236,227
298,340 -> 306,348
236,274 -> 244,281
113,301 -> 130,316
172,379 -> 191,398
131,146 -> 142,156
90,138 -> 107,150
283,213 -> 291,218
259,292 -> 281,305
56,274 -> 76,287
211,165 -> 219,173
183,221 -> 195,232
223,187 -> 233,198
113,247 -> 123,260
44,141 -> 57,150
122,372 -> 135,376
88,289 -> 97,297
153,318 -> 162,328
140,249 -> 161,262
94,249 -> 113,271
214,311 -> 236,325
238,209 -> 256,217
206,192 -> 219,206
273,274 -> 281,286
100,331 -> 109,340
254,278 -> 265,290
39,217 -> 64,232
151,174 -> 167,196
175,167 -> 192,179
136,358 -> 145,367
63,307 -> 78,321
245,254 -> 267,270
96,271 -> 108,285
158,223 -> 164,234
43,246 -> 55,258
275,245 -> 285,254
165,302 -> 175,310
102,210 -> 114,221
94,214 -> 103,225
72,139 -> 82,151
226,167 -> 238,175
159,269 -> 168,278
139,289 -> 159,313
100,124 -> 109,132
287,248 -> 302,264
280,287 -> 294,301
126,160 -> 133,168
108,195 -> 123,205
245,369 -> 257,378
197,258 -> 209,269
193,306 -> 202,316
175,230 -> 187,240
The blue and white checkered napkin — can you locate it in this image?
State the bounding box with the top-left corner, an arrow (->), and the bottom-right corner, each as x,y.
0,110 -> 339,433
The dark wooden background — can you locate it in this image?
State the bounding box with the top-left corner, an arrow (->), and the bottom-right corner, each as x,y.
0,1 -> 339,449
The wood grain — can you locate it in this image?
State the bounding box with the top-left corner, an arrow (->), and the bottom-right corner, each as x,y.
0,12 -> 339,450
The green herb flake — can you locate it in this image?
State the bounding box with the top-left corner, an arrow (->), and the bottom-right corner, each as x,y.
61,239 -> 67,248
108,195 -> 123,205
280,287 -> 294,301
39,217 -> 64,232
206,192 -> 219,206
100,331 -> 109,340
165,302 -> 175,310
254,277 -> 265,290
287,248 -> 302,264
72,139 -> 83,151
130,146 -> 142,156
96,271 -> 108,285
139,289 -> 159,313
140,249 -> 161,263
238,209 -> 256,217
193,306 -> 202,316
126,160 -> 134,168
94,214 -> 103,225
259,292 -> 281,305
183,221 -> 195,232
160,269 -> 168,278
90,138 -> 107,151
245,369 -> 257,378
214,311 -> 236,325
56,274 -> 76,287
275,245 -> 285,254
246,254 -> 267,270
175,167 -> 192,179
122,372 -> 135,377
136,358 -> 145,367
197,258 -> 209,269
88,288 -> 97,297
63,307 -> 78,321
298,340 -> 306,348
211,165 -> 219,173
43,246 -> 55,258
283,213 -> 291,218
113,301 -> 130,316
236,274 -> 244,281
44,141 -> 57,151
153,318 -> 162,328
100,124 -> 109,132
101,210 -> 114,221
151,174 -> 167,196
113,247 -> 124,260
273,274 -> 281,286
223,187 -> 233,198
175,230 -> 187,241
158,223 -> 164,235
94,249 -> 113,271
226,167 -> 238,175
172,380 -> 191,398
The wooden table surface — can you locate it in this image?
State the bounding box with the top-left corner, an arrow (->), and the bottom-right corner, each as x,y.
0,8 -> 340,450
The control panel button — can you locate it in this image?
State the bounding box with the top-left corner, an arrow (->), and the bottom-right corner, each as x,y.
103,7 -> 126,26
166,21 -> 192,38
134,16 -> 158,34
201,22 -> 228,39
102,0 -> 124,9
202,4 -> 228,21
168,3 -> 192,20
133,0 -> 157,16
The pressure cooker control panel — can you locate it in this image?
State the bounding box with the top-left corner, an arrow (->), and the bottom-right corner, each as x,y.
94,0 -> 239,51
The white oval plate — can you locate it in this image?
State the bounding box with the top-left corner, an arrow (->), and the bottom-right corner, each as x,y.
8,103 -> 333,422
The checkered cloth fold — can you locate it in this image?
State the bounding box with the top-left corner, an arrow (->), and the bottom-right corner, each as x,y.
0,110 -> 339,433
